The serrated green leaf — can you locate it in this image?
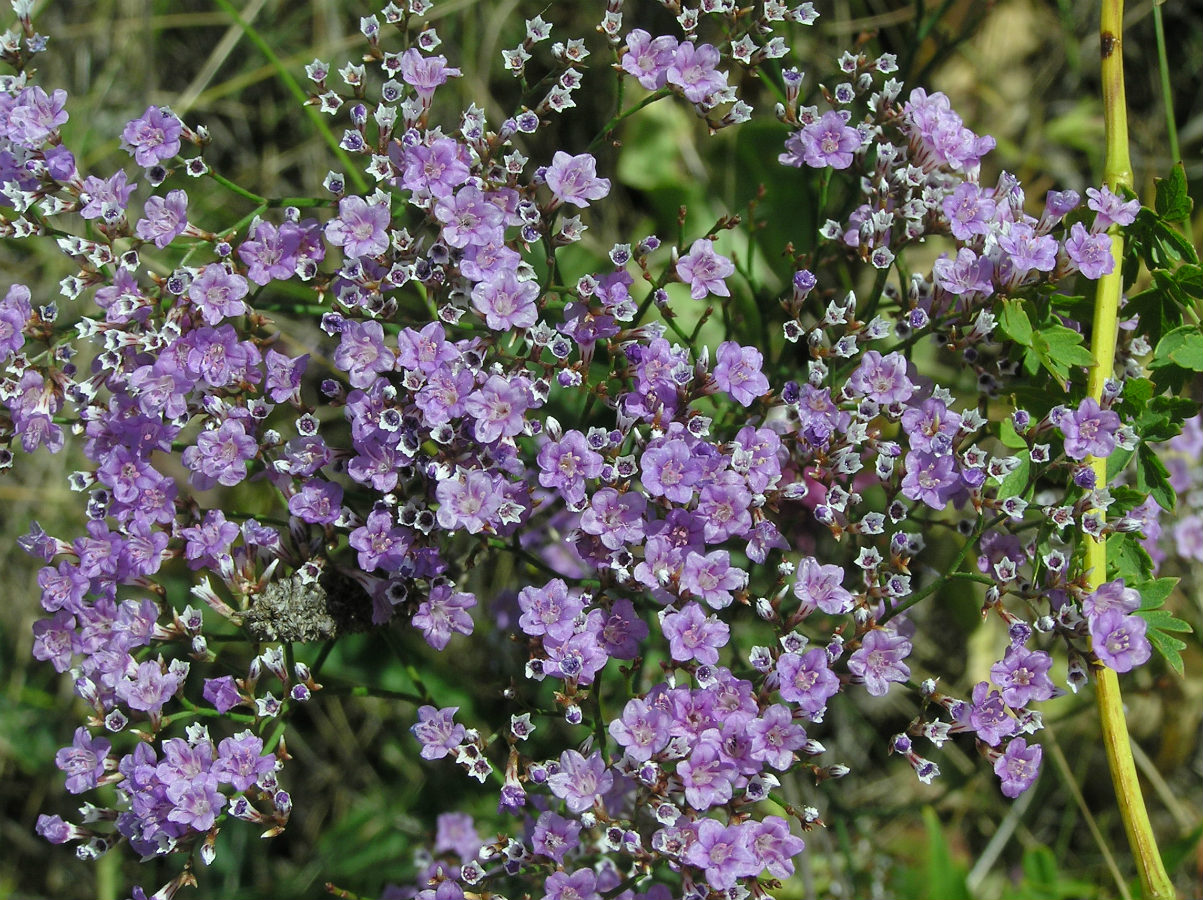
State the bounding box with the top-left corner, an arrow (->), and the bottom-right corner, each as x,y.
997,456 -> 1031,501
1136,443 -> 1176,511
1152,219 -> 1200,265
1039,325 -> 1096,365
1179,263 -> 1203,299
1146,627 -> 1187,676
1155,162 -> 1193,223
1000,299 -> 1034,346
1150,325 -> 1203,371
1120,377 -> 1154,411
1140,609 -> 1194,633
1134,577 -> 1179,609
1107,533 -> 1154,582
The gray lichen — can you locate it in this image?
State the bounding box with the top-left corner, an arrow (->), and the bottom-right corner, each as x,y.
243,569 -> 375,642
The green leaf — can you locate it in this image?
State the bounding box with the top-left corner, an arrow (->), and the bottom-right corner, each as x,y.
1119,376 -> 1154,411
1145,627 -> 1188,677
1179,263 -> 1203,299
1149,325 -> 1203,371
997,457 -> 1031,501
1000,299 -> 1034,346
920,807 -> 971,900
1105,446 -> 1135,483
1106,533 -> 1154,582
1140,609 -> 1193,633
1134,577 -> 1179,609
999,417 -> 1028,449
1039,325 -> 1095,365
1136,443 -> 1176,510
1154,162 -> 1193,223
1152,219 -> 1200,265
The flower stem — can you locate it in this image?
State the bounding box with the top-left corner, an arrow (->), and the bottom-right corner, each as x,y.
1088,3 -> 1175,897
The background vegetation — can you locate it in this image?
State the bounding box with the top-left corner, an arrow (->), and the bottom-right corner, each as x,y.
1,1 -> 1200,898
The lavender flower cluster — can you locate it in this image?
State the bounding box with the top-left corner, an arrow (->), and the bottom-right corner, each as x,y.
1,0 -> 1186,897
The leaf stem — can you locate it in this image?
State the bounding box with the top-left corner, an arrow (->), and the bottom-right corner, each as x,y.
1089,4 -> 1175,897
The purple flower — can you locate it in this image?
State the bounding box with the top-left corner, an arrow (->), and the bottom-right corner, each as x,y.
969,681 -> 1019,746
9,86 -> 69,145
676,238 -> 734,300
537,430 -> 604,506
1064,221 -> 1115,280
182,419 -> 258,488
397,136 -> 471,198
621,30 -> 677,90
640,438 -> 701,503
1059,397 -> 1120,460
609,696 -> 670,762
747,816 -> 806,880
544,868 -> 600,900
942,182 -> 996,240
531,811 -> 581,863
122,106 -> 183,166
1089,608 -> 1151,673
900,449 -> 961,509
463,374 -> 534,443
776,647 -> 840,717
993,737 -> 1042,798
136,189 -> 188,249
436,468 -> 503,534
212,731 -> 274,791
166,773 -> 226,832
203,676 -> 243,714
545,151 -> 611,208
411,705 -> 465,760
518,578 -> 585,642
239,221 -> 303,285
793,557 -> 853,615
55,727 -> 111,794
795,110 -> 861,169
665,41 -> 728,105
116,659 -> 183,714
349,509 -> 412,572
78,170 -> 136,221
579,488 -> 647,550
334,319 -> 396,388
434,184 -> 505,249
681,550 -> 746,609
399,48 -> 460,100
412,585 -> 476,650
990,646 -> 1056,708
265,348 -> 308,403
933,247 -> 994,297
847,629 -> 911,697
1086,185 -> 1139,229
712,341 -> 770,407
591,599 -> 648,659
678,738 -> 739,811
325,195 -> 391,259
849,350 -> 915,405
180,509 -> 240,572
662,602 -> 729,665
547,749 -> 612,813
683,818 -> 757,889
471,269 -> 539,331
287,479 -> 343,525
747,704 -> 807,770
998,222 -> 1058,276
189,264 -> 249,325
901,398 -> 963,454
1082,578 -> 1141,618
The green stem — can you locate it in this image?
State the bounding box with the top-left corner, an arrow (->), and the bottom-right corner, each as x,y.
1151,2 -> 1181,167
1089,4 -> 1175,897
211,0 -> 369,194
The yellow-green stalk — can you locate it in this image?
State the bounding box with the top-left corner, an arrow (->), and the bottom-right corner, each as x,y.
1087,2 -> 1176,897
